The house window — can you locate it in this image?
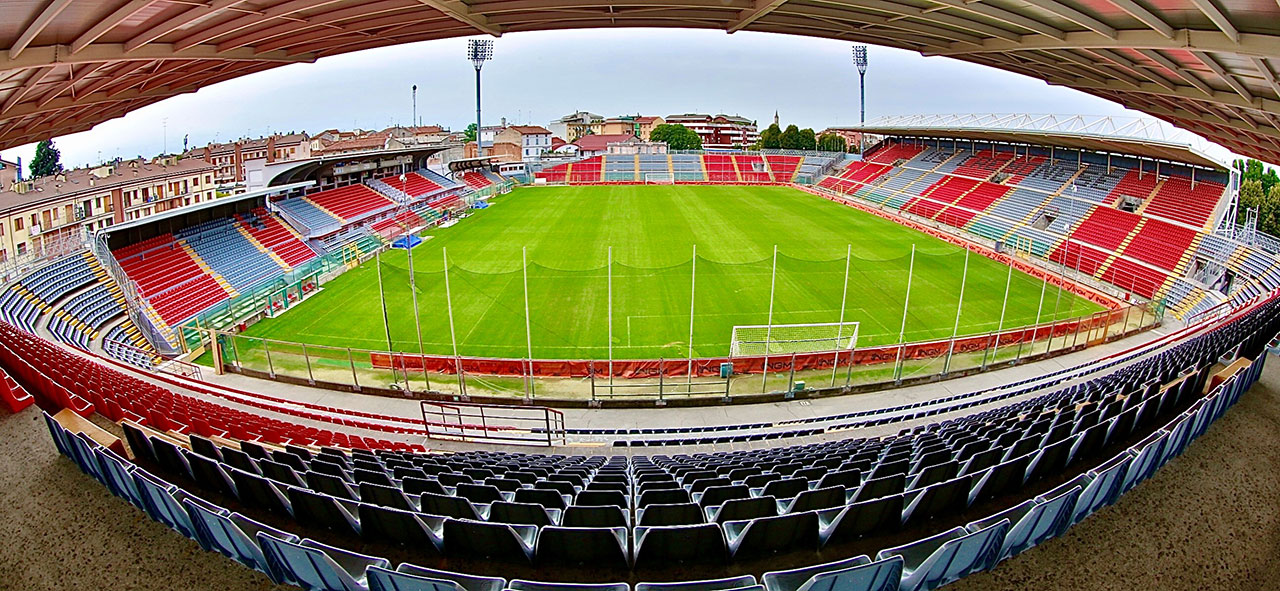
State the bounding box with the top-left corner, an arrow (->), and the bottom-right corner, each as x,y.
14,218 -> 23,231
16,243 -> 26,257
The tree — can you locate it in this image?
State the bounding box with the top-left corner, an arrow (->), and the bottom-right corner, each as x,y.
1234,157 -> 1279,196
779,125 -> 802,150
463,123 -> 477,143
1262,183 -> 1280,236
817,133 -> 848,153
799,128 -> 817,151
760,124 -> 782,149
1239,179 -> 1264,225
649,124 -> 702,150
29,139 -> 62,178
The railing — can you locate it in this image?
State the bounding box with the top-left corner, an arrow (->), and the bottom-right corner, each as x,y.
212,299 -> 1158,404
421,400 -> 566,446
0,229 -> 88,288
90,232 -> 180,355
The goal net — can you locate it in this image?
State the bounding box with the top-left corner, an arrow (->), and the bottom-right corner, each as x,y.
644,172 -> 675,185
730,322 -> 860,357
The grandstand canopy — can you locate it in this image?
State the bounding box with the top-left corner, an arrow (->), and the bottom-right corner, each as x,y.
850,113 -> 1230,170
101,180 -> 315,235
2,1 -> 1280,163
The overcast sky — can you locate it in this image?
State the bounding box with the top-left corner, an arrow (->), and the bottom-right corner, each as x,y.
1,28 -> 1162,169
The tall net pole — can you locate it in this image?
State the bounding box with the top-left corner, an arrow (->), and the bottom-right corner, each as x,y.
607,246 -> 613,387
442,248 -> 465,395
407,236 -> 429,390
943,248 -> 971,374
894,244 -> 916,383
831,243 -> 852,386
522,247 -> 534,398
687,244 -> 697,388
760,245 -> 779,392
375,249 -> 396,385
983,262 -> 1014,370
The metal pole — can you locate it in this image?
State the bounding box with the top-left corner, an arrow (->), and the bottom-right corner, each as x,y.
607,246 -> 614,388
1046,255 -> 1068,355
894,244 -> 916,382
302,342 -> 314,384
943,248 -> 971,374
687,244 -> 697,389
408,237 -> 430,391
761,245 -> 779,392
474,67 -> 482,156
983,262 -> 1014,370
442,248 -> 465,395
832,244 -> 852,387
375,250 -> 395,382
347,347 -> 359,390
522,247 -> 535,398
1021,271 -> 1048,362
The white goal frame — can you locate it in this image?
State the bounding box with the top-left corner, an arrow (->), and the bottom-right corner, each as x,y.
644,172 -> 675,185
730,321 -> 860,357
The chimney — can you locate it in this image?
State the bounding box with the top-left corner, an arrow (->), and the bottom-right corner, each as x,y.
501,117 -> 507,127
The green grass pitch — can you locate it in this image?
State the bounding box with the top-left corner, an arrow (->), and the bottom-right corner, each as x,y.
240,185 -> 1103,359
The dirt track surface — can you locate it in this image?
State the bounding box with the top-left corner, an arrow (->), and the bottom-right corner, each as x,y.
2,360 -> 1278,591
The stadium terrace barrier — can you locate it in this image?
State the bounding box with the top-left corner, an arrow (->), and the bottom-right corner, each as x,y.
421,400 -> 567,446
210,299 -> 1156,405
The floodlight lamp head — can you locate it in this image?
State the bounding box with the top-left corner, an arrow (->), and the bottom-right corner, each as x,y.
853,45 -> 868,75
468,39 -> 494,70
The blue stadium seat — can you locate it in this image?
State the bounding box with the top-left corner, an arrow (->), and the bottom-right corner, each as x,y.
507,580 -> 630,591
637,575 -> 758,591
258,534 -> 389,591
183,499 -> 297,584
877,522 -> 1009,591
966,484 -> 1081,564
368,564 -> 504,591
762,554 -> 902,591
133,469 -> 199,539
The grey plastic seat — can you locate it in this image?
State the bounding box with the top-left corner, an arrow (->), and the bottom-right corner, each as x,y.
307,470 -> 359,501
508,580 -> 629,591
762,554 -> 902,591
359,482 -> 416,511
780,486 -> 845,514
183,498 -> 298,584
420,492 -> 485,520
697,484 -> 751,508
403,477 -> 448,497
286,486 -> 361,537
638,502 -> 704,526
534,526 -> 630,569
851,474 -> 905,503
636,575 -> 757,591
633,523 -> 728,568
358,503 -> 444,551
706,496 -> 776,523
228,467 -> 293,516
442,518 -> 535,562
966,485 -> 1081,564
562,504 -> 629,527
489,501 -> 559,527
759,478 -> 808,500
725,511 -> 820,560
818,492 -> 904,546
515,487 -> 571,510
876,521 -> 1009,591
903,474 -> 973,528
368,563 -> 505,591
258,534 -> 390,591
638,487 -> 692,507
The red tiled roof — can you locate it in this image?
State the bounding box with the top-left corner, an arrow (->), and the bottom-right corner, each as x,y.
508,125 -> 551,135
574,133 -> 637,151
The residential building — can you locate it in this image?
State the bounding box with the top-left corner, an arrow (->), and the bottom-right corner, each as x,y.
548,111 -> 604,142
0,157 -> 217,264
602,116 -> 665,141
495,126 -> 554,160
664,114 -> 760,149
192,132 -> 309,186
574,134 -> 667,157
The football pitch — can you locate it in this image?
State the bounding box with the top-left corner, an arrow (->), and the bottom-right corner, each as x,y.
240,185 -> 1104,360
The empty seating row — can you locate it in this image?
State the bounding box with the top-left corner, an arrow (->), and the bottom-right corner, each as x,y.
115,236 -> 230,325
239,208 -> 318,268
0,252 -> 100,332
275,196 -> 344,234
306,185 -> 397,224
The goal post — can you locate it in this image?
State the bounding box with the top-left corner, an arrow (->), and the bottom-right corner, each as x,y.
730,321 -> 860,357
644,172 -> 675,185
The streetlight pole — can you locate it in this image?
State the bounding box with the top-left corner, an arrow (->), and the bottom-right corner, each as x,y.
467,39 -> 494,156
852,45 -> 868,153
412,84 -> 417,128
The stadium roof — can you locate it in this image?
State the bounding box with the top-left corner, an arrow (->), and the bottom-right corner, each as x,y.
2,1 -> 1280,164
848,113 -> 1230,170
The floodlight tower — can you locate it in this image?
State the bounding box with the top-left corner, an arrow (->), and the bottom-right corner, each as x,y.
468,39 -> 494,156
412,84 -> 418,127
853,45 -> 868,152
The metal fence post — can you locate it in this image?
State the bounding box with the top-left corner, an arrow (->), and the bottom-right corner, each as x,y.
263,339 -> 276,378
302,342 -> 314,384
348,348 -> 360,391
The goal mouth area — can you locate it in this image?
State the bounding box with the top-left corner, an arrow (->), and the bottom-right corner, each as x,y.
730,321 -> 860,357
